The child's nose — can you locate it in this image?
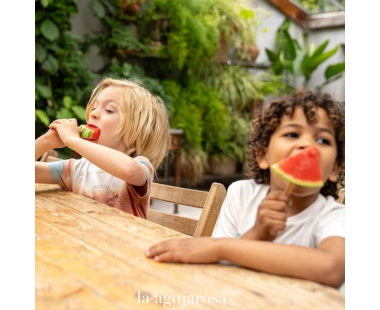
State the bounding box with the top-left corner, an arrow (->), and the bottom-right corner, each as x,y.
90,110 -> 99,120
297,138 -> 313,150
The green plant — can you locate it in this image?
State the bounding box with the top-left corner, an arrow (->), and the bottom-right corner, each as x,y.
89,0 -> 265,184
265,18 -> 345,91
35,0 -> 94,143
201,65 -> 265,113
209,112 -> 251,164
106,58 -> 173,111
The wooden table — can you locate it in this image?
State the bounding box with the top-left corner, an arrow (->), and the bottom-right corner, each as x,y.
35,184 -> 344,310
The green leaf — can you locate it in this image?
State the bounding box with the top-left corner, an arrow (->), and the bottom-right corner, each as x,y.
35,109 -> 50,126
63,96 -> 73,108
278,18 -> 291,32
35,84 -> 52,99
312,39 -> 329,59
35,89 -> 39,101
240,9 -> 254,20
71,105 -> 86,120
281,30 -> 296,60
307,45 -> 339,75
35,24 -> 41,36
91,0 -> 106,18
325,62 -> 345,80
293,39 -> 301,51
284,60 -> 294,75
266,48 -> 283,75
35,11 -> 45,21
42,54 -> 59,75
101,0 -> 118,16
40,0 -> 49,8
46,106 -> 55,117
292,49 -> 306,77
40,20 -> 60,41
35,44 -> 47,63
56,108 -> 73,119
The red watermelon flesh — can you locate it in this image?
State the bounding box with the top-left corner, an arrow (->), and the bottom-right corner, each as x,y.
271,145 -> 323,188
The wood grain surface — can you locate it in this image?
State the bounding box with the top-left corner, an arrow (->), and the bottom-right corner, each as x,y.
35,184 -> 344,310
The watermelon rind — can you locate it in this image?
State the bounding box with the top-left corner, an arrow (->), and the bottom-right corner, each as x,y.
79,125 -> 94,139
271,163 -> 324,188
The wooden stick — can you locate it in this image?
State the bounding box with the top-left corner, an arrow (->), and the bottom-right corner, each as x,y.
284,182 -> 295,195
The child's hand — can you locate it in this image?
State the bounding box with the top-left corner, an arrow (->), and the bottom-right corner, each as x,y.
145,237 -> 220,263
49,119 -> 80,145
247,191 -> 290,241
44,128 -> 65,149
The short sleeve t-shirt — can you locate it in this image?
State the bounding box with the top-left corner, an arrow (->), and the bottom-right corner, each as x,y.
212,180 -> 345,248
48,156 -> 153,219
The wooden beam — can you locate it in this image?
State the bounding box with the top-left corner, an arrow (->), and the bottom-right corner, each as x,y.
264,0 -> 345,29
265,0 -> 308,27
307,11 -> 345,29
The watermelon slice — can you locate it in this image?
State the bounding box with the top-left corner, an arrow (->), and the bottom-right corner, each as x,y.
271,145 -> 323,188
79,124 -> 100,140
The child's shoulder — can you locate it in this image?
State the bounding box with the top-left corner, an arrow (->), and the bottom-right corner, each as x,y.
318,195 -> 345,217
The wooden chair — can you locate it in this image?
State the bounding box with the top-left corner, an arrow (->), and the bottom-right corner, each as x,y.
40,150 -> 61,162
148,183 -> 226,237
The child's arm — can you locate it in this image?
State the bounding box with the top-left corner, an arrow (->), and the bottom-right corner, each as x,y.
35,129 -> 65,184
146,236 -> 345,288
49,119 -> 147,186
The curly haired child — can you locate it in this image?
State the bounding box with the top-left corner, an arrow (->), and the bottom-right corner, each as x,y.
35,78 -> 170,219
146,90 -> 345,289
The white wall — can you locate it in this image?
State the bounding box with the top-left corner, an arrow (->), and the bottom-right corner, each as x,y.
251,0 -> 345,101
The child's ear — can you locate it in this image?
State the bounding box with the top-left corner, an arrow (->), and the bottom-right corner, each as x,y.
256,148 -> 269,170
328,162 -> 341,182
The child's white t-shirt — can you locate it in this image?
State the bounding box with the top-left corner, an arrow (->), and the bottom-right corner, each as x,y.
48,156 -> 153,219
212,180 -> 345,248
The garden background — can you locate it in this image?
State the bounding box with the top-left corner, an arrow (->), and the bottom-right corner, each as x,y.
35,0 -> 345,188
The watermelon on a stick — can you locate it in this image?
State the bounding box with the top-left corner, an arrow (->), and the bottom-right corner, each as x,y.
79,124 -> 100,140
271,145 -> 323,195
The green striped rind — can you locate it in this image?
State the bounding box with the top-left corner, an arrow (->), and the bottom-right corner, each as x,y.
271,163 -> 324,188
79,125 -> 94,139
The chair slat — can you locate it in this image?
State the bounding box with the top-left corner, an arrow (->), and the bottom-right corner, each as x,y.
151,183 -> 208,208
147,210 -> 198,236
193,183 -> 227,237
40,150 -> 59,162
46,156 -> 62,162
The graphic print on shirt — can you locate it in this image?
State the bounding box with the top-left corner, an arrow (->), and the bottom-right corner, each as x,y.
83,184 -> 126,210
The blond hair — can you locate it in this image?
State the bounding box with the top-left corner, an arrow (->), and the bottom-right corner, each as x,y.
85,77 -> 170,170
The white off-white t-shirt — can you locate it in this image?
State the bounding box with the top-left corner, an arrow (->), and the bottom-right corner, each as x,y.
48,156 -> 153,219
212,180 -> 345,293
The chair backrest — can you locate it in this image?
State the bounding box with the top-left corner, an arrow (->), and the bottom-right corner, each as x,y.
337,188 -> 345,204
148,183 -> 226,237
40,150 -> 61,162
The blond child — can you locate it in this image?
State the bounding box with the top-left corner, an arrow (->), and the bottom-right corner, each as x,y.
146,90 -> 345,289
35,78 -> 170,219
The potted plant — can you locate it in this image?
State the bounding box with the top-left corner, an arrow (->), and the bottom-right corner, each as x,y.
208,112 -> 251,175
213,0 -> 259,62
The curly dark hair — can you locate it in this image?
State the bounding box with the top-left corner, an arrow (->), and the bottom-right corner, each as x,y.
246,89 -> 345,199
